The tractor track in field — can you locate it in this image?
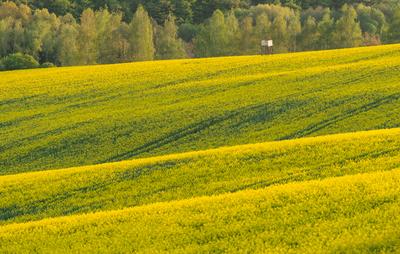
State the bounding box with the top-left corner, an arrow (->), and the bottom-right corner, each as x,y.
150,63 -> 261,90
3,145 -> 400,224
0,95 -> 41,108
229,146 -> 400,193
0,160 -> 184,223
100,99 -> 307,163
4,65 -> 394,169
0,113 -> 45,129
280,92 -> 400,140
3,50 -> 400,174
0,121 -> 93,154
101,107 -> 253,162
102,67 -> 392,163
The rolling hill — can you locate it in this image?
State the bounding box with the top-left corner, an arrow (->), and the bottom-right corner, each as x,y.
1,128 -> 400,226
1,168 -> 400,252
1,44 -> 400,174
1,44 -> 400,252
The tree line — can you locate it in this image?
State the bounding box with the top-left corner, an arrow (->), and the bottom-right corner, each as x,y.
1,1 -> 400,70
6,0 -> 398,24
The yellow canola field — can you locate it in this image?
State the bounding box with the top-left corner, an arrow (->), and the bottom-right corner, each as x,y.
1,128 -> 400,226
1,169 -> 400,253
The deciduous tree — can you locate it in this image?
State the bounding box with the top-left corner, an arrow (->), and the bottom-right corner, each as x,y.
129,5 -> 155,61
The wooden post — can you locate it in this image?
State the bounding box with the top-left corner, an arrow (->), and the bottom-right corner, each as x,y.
267,40 -> 273,55
261,40 -> 268,55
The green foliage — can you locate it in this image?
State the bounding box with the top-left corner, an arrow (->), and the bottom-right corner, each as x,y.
356,4 -> 386,36
225,11 -> 241,55
128,5 -> 155,61
194,9 -> 228,57
40,62 -> 55,68
0,53 -> 39,70
332,4 -> 363,48
194,9 -> 242,57
56,13 -> 79,66
191,0 -> 243,23
178,22 -> 198,42
254,13 -> 271,42
271,13 -> 289,52
1,1 -> 400,66
240,16 -> 255,54
156,15 -> 187,59
299,16 -> 319,50
386,7 -> 400,43
4,0 -> 389,24
317,10 -> 335,49
77,8 -> 97,65
26,8 -> 60,63
287,13 -> 301,51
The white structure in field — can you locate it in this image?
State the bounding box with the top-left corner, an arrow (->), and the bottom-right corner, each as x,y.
261,40 -> 273,55
261,40 -> 268,47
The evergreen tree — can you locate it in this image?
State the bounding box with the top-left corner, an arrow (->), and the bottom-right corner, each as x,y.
172,0 -> 194,24
129,5 -> 155,61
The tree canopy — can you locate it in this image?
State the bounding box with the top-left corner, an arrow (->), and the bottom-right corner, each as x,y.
1,0 -> 400,70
